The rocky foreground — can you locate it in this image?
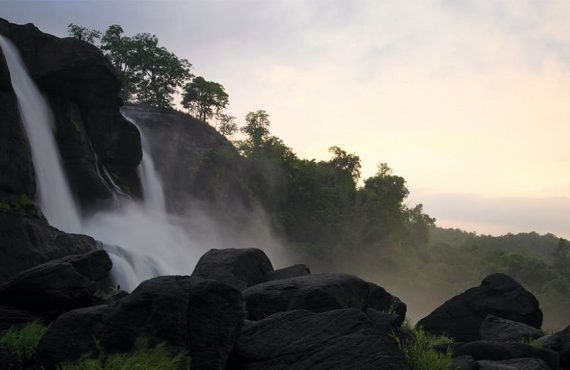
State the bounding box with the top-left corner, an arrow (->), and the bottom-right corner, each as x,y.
0,247 -> 567,370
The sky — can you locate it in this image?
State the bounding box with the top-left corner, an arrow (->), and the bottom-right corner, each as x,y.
1,0 -> 569,239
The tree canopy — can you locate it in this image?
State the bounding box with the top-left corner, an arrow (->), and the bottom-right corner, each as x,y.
97,25 -> 192,108
67,23 -> 101,44
181,76 -> 229,121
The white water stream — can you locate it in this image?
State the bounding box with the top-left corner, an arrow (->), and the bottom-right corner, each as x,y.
1,35 -> 202,291
0,35 -> 82,233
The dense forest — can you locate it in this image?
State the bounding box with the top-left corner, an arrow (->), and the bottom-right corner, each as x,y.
69,23 -> 570,330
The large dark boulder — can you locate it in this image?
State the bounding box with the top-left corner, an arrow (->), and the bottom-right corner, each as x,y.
418,273 -> 543,342
450,355 -> 480,370
454,341 -> 559,370
539,326 -> 570,368
0,210 -> 98,283
0,249 -> 112,318
0,18 -> 141,210
37,276 -> 245,370
192,248 -> 274,290
480,315 -> 544,343
0,305 -> 35,333
233,308 -> 411,370
478,358 -> 552,370
243,273 -> 369,321
367,282 -> 407,326
262,264 -> 310,282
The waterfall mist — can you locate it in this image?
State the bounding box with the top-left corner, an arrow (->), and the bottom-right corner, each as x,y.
0,35 -> 82,233
2,35 -> 289,292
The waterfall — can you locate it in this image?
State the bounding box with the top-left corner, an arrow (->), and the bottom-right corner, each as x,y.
0,35 -> 82,233
2,35 -> 205,292
125,115 -> 166,213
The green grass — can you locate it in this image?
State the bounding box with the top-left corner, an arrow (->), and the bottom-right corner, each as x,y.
59,338 -> 191,370
393,321 -> 454,370
0,320 -> 48,364
520,337 -> 542,348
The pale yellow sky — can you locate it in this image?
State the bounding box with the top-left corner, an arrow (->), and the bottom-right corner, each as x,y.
1,0 -> 569,238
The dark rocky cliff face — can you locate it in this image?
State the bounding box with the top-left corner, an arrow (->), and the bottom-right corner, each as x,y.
122,105 -> 255,214
0,18 -> 142,212
0,19 -> 141,282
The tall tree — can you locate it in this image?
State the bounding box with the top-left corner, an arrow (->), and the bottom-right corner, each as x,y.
216,113 -> 238,139
240,110 -> 271,153
328,146 -> 361,182
181,76 -> 229,121
100,25 -> 192,109
67,23 -> 101,44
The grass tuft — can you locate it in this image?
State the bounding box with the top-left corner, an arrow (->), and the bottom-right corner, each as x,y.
393,321 -> 454,370
60,337 -> 191,370
0,320 -> 48,364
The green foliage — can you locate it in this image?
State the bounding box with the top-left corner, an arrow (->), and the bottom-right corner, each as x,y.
0,320 -> 48,364
60,338 -> 191,370
394,324 -> 453,370
234,110 -> 433,259
375,228 -> 570,331
182,76 -> 229,121
216,114 -> 239,139
239,110 -> 272,155
67,23 -> 101,44
0,194 -> 34,214
100,25 -> 192,108
328,146 -> 361,182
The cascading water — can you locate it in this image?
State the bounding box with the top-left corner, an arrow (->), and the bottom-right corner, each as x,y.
81,121 -> 202,290
0,35 -> 81,233
2,35 -> 205,291
125,115 -> 166,214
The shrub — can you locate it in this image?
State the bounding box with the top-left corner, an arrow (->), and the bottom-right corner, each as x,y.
394,322 -> 453,370
0,320 -> 48,364
59,338 -> 191,370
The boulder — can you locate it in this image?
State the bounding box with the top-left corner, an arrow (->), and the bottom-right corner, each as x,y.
233,308 -> 411,370
192,248 -> 274,290
0,305 -> 35,333
0,250 -> 112,318
367,282 -> 406,326
262,264 -> 310,282
0,211 -> 98,283
480,315 -> 544,343
454,341 -> 559,369
0,345 -> 15,370
366,308 -> 404,330
418,273 -> 543,341
450,355 -> 480,370
37,276 -> 245,370
478,358 -> 552,370
243,273 -> 369,320
55,249 -> 112,281
539,326 -> 570,368
36,304 -> 111,367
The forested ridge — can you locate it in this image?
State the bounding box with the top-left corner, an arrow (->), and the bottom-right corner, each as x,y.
69,23 -> 570,330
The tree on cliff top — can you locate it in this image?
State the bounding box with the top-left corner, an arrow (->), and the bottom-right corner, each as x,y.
67,23 -> 101,44
100,25 -> 192,109
181,76 -> 229,121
